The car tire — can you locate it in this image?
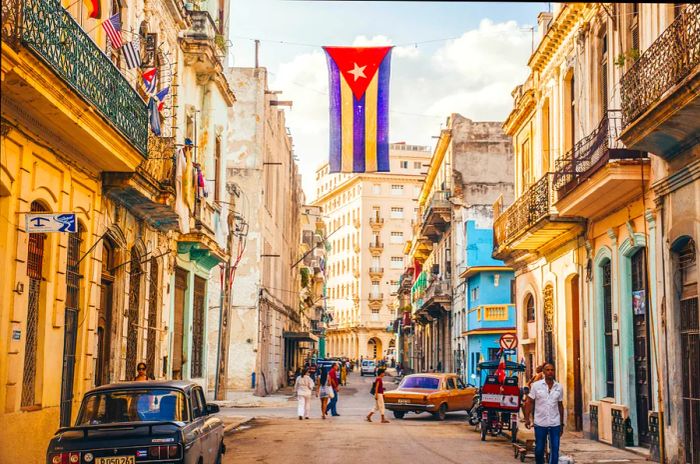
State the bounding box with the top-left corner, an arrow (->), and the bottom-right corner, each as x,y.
392,411 -> 405,419
434,403 -> 447,421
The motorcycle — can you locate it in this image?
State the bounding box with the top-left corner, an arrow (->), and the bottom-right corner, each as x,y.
467,393 -> 482,426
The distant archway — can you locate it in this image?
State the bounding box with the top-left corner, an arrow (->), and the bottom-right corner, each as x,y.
367,337 -> 382,359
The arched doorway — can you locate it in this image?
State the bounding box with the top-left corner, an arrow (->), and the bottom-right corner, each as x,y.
523,293 -> 536,381
367,337 -> 382,359
96,238 -> 116,386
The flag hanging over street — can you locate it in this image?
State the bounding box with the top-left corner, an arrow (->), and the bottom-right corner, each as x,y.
142,68 -> 158,95
155,87 -> 169,112
102,14 -> 122,48
323,46 -> 392,173
122,39 -> 141,70
82,0 -> 101,19
148,97 -> 161,136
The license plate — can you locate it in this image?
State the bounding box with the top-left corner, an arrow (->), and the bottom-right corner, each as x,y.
95,457 -> 135,464
397,399 -> 410,404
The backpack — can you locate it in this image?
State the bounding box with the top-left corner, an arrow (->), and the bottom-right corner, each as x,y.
370,379 -> 377,395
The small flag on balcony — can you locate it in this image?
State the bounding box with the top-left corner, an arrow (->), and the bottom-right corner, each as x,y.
142,68 -> 157,95
102,14 -> 122,48
83,0 -> 101,19
323,46 -> 393,173
148,97 -> 161,136
122,39 -> 141,70
155,86 -> 169,112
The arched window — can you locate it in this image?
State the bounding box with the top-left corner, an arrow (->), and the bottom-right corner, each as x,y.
96,239 -> 116,386
601,258 -> 614,398
125,247 -> 142,378
22,201 -> 48,408
525,294 -> 535,322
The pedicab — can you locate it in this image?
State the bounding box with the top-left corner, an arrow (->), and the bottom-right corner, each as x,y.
476,359 -> 526,443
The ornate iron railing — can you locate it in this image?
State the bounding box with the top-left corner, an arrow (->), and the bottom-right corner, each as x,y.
620,4 -> 700,127
424,278 -> 451,303
2,0 -> 148,156
493,173 -> 556,250
553,110 -> 647,198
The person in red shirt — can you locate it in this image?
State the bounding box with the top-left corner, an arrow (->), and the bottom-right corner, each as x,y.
327,363 -> 340,416
366,368 -> 389,423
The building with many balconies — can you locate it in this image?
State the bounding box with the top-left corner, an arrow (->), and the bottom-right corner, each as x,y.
312,143 -> 431,360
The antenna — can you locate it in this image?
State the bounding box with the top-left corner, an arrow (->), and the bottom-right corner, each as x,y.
255,39 -> 260,68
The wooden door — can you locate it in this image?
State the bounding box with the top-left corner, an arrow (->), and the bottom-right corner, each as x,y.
630,249 -> 651,446
172,268 -> 188,380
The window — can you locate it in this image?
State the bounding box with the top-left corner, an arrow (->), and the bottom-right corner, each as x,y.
414,161 -> 422,169
214,137 -> 221,202
521,139 -> 532,190
446,378 -> 457,390
488,348 -> 501,361
390,257 -> 404,269
471,287 -> 479,301
526,294 -> 535,323
600,32 -> 609,115
390,207 -> 404,219
391,184 -> 404,195
371,309 -> 380,321
390,231 -> 404,244
413,185 -> 421,197
191,276 -> 206,378
400,160 -> 408,169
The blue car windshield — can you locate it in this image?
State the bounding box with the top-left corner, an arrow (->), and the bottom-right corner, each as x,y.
399,376 -> 440,390
76,389 -> 188,425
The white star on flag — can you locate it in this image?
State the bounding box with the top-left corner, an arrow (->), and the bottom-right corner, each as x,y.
348,62 -> 367,81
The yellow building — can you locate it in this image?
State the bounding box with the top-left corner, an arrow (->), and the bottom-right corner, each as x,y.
0,0 -> 147,460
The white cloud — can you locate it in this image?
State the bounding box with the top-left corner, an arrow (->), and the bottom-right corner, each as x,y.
269,19 -> 531,200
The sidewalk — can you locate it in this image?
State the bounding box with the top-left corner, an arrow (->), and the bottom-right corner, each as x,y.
221,415 -> 254,436
505,426 -> 650,463
213,386 -> 295,408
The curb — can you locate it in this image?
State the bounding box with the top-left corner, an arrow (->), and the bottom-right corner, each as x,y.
223,417 -> 255,436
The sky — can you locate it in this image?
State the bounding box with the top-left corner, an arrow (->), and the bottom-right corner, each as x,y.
228,1 -> 549,200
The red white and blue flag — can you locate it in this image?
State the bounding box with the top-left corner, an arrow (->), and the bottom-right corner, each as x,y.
142,68 -> 157,95
323,46 -> 392,173
155,87 -> 169,112
102,14 -> 122,48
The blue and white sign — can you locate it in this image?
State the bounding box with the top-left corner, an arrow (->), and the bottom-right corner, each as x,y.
25,213 -> 77,233
502,349 -> 517,356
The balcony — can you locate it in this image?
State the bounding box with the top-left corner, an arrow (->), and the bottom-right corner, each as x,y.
553,111 -> 648,218
369,267 -> 384,279
466,304 -> 516,334
493,173 -> 583,262
103,136 -> 181,231
179,9 -> 235,107
369,213 -> 385,230
620,5 -> 700,159
2,0 -> 147,166
178,198 -> 227,270
423,279 -> 451,309
420,190 -> 451,241
369,240 -> 384,255
368,292 -> 384,301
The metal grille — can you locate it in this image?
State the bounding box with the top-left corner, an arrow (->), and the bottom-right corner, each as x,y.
602,260 -> 615,398
679,238 -> 699,463
21,202 -> 46,408
60,224 -> 83,426
631,248 -> 652,445
125,248 -> 142,380
543,285 -> 555,365
191,276 -> 206,378
146,257 -> 159,380
621,4 -> 700,127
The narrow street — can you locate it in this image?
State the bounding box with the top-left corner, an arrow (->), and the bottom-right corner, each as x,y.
222,372 -> 514,463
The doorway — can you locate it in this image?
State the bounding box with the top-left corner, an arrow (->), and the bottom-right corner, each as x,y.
630,248 -> 651,446
96,240 -> 116,386
172,267 -> 188,380
570,275 -> 583,431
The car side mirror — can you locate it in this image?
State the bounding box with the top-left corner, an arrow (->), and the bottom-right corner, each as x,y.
206,403 -> 220,415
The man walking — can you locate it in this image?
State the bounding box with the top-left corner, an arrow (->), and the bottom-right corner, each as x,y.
524,362 -> 564,464
327,362 -> 340,416
366,368 -> 389,423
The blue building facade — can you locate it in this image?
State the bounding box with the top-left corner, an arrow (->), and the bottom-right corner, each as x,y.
460,220 -> 515,384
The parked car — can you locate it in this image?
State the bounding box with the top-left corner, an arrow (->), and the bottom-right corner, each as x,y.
46,380 -> 225,464
383,373 -> 477,420
360,360 -> 377,376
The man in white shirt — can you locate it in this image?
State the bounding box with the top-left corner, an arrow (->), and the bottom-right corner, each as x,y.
524,362 -> 564,464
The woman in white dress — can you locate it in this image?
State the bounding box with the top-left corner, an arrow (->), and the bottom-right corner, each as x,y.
294,367 -> 315,420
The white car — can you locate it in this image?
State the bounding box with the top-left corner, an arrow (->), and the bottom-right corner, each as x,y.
360,360 -> 377,376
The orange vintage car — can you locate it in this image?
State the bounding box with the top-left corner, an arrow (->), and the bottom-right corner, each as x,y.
383,373 -> 477,420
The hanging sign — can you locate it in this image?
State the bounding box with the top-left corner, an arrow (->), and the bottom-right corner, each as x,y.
25,213 -> 77,233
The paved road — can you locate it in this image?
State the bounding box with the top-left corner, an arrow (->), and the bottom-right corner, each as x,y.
222,371 -> 516,463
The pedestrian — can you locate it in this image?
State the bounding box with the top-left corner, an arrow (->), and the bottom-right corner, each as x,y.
317,366 -> 331,419
134,362 -> 149,381
524,362 -> 564,464
327,362 -> 340,416
294,367 -> 315,420
340,362 -> 347,386
366,367 -> 389,423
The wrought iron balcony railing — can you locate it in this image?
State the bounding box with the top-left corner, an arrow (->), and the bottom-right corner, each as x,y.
2,0 -> 148,156
493,173 -> 556,250
553,111 -> 647,198
424,279 -> 451,303
421,190 -> 451,224
620,4 -> 700,128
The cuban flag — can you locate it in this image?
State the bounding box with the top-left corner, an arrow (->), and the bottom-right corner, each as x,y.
323,46 -> 392,173
155,87 -> 169,112
142,68 -> 157,95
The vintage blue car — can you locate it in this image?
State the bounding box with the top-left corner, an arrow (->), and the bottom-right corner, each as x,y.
46,380 -> 225,464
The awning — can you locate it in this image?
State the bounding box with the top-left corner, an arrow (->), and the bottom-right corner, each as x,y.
283,331 -> 319,342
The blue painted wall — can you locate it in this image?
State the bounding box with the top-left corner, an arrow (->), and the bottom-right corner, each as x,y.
465,220 -> 504,268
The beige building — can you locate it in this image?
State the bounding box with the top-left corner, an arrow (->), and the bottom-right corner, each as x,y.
313,143 -> 431,360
